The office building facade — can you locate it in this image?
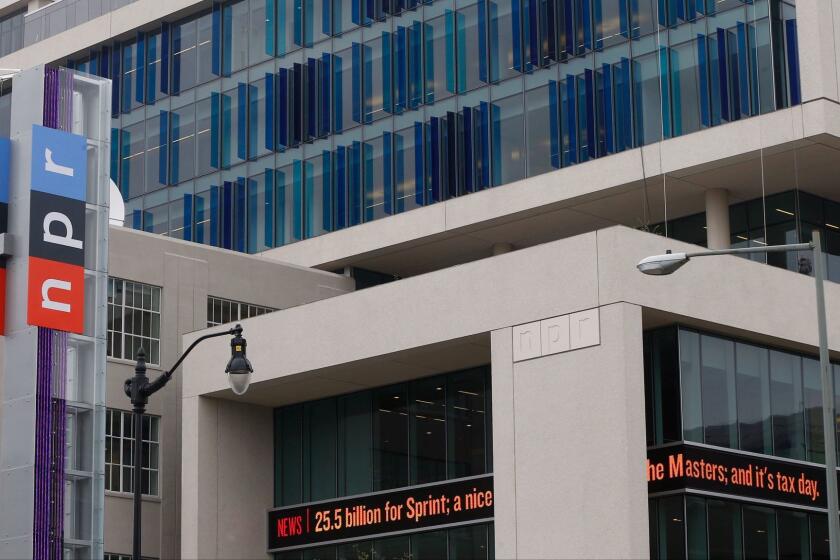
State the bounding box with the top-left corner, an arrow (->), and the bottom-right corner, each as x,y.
5,0 -> 840,558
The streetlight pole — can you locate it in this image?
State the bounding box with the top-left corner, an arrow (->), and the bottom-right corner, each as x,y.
124,324 -> 253,560
638,231 -> 839,558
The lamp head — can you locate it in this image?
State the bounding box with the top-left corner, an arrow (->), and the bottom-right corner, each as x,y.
225,324 -> 253,395
637,251 -> 689,276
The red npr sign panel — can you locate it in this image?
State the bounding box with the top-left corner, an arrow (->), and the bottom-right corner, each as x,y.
27,125 -> 86,334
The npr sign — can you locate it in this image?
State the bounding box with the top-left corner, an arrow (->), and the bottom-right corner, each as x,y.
27,125 -> 86,334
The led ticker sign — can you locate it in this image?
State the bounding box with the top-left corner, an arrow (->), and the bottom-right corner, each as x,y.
267,475 -> 494,552
27,125 -> 87,334
648,443 -> 829,509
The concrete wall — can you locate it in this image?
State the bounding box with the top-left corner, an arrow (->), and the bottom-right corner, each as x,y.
181,225 -> 840,559
104,227 -> 352,559
181,396 -> 273,560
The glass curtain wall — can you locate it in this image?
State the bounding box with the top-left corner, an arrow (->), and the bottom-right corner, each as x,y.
75,0 -> 800,253
273,366 -> 491,507
648,495 -> 828,560
645,326 -> 840,465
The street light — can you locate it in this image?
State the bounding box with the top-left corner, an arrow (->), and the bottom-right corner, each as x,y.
124,324 -> 253,560
638,231 -> 839,559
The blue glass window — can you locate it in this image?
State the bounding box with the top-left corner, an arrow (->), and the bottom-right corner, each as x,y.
491,94 -> 526,187
363,134 -> 392,222
275,161 -> 303,245
364,33 -> 393,122
304,152 -> 333,237
250,0 -> 272,65
225,0 -> 250,74
394,123 -> 424,213
171,101 -> 197,184
120,122 -> 145,199
145,111 -> 169,192
195,182 -> 220,246
525,84 -> 555,177
248,169 -> 275,252
333,46 -> 359,132
196,94 -> 219,176
488,2 -> 519,83
276,0 -> 302,56
424,13 -> 455,103
121,41 -> 142,113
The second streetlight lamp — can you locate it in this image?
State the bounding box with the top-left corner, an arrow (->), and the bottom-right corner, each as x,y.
124,323 -> 254,560
638,231 -> 839,559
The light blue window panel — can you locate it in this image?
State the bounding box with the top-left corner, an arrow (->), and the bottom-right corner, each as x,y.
304,152 -> 333,238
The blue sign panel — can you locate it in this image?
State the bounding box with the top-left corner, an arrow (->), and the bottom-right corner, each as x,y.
30,125 -> 87,202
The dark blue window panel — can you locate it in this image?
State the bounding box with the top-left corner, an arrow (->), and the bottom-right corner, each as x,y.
322,0 -> 331,35
145,33 -> 157,103
335,145 -> 347,229
352,0 -> 362,26
697,33 -> 711,127
409,22 -> 423,108
429,116 -> 441,202
211,91 -> 221,168
320,54 -> 331,137
277,68 -> 289,149
524,0 -> 539,70
549,80 -> 561,169
159,110 -> 169,185
333,54 -> 343,132
161,23 -> 170,95
323,150 -> 334,231
362,43 -> 373,122
736,23 -> 750,118
512,0 -> 523,72
476,102 -> 490,189
234,177 -> 247,253
222,181 -> 233,249
348,141 -> 363,226
395,26 -> 408,113
110,127 -> 120,184
785,19 -> 801,106
132,209 -> 143,230
579,0 -> 592,53
136,32 -> 146,104
423,22 -> 435,102
660,46 -> 673,138
292,63 -> 304,146
265,73 -> 276,151
444,111 -> 458,199
584,69 -> 596,159
413,121 -> 425,204
352,43 -> 363,123
307,58 -> 318,139
600,64 -> 614,155
462,107 -> 474,192
293,160 -> 304,240
110,43 -> 122,117
237,83 -> 248,161
382,31 -> 393,113
294,0 -> 303,46
212,2 -> 222,76
183,193 -> 193,242
383,132 -> 393,215
716,27 -> 730,122
249,83 -> 259,159
171,110 -> 181,184
563,75 -> 577,165
222,4 -> 233,76
266,0 -> 276,56
562,0 -> 574,56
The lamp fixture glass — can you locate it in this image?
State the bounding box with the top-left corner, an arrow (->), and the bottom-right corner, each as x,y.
226,325 -> 254,395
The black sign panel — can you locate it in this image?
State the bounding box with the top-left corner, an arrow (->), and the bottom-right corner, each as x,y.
267,475 -> 494,552
648,444 -> 828,508
28,190 -> 85,267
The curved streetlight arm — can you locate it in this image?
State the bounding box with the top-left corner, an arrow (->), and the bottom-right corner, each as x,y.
684,241 -> 813,259
144,324 -> 242,397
